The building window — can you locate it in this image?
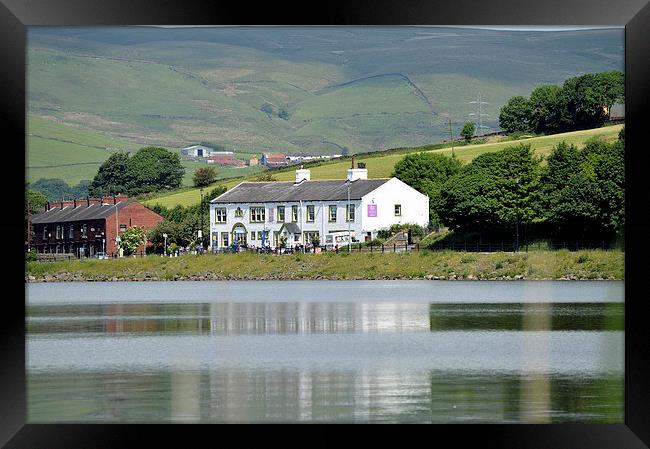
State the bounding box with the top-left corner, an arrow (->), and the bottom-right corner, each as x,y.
307,205 -> 315,222
68,225 -> 74,239
43,226 -> 48,240
277,206 -> 285,222
235,207 -> 243,217
394,204 -> 402,216
291,205 -> 298,222
251,231 -> 256,240
258,231 -> 263,240
55,225 -> 62,239
329,205 -> 337,222
347,204 -> 355,222
221,232 -> 229,247
250,207 -> 265,223
304,231 -> 319,244
82,224 -> 88,238
120,224 -> 127,231
215,208 -> 227,223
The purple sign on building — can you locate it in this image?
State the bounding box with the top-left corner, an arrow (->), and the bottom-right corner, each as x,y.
367,204 -> 377,217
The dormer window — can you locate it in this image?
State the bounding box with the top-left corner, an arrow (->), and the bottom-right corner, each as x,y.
235,207 -> 243,217
81,224 -> 88,238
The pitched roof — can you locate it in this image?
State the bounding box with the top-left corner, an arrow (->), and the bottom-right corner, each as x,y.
211,179 -> 391,203
280,223 -> 301,234
31,202 -> 130,224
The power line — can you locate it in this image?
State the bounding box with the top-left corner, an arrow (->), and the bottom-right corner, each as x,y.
469,93 -> 490,136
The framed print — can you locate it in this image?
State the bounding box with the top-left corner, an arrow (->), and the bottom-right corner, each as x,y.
3,0 -> 650,447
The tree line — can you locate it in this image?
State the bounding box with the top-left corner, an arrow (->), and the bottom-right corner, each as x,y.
89,146 -> 185,197
499,71 -> 624,134
392,127 -> 625,243
146,185 -> 227,253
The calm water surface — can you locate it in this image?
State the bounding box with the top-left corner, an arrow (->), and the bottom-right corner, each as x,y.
26,280 -> 624,423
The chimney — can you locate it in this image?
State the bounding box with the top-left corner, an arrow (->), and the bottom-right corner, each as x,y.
86,196 -> 90,207
73,199 -> 77,208
295,166 -> 310,183
113,194 -> 117,205
46,201 -> 50,211
347,161 -> 368,182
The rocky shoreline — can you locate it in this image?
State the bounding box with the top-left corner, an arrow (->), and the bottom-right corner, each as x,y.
26,272 -> 617,282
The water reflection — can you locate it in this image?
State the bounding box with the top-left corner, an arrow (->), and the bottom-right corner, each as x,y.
27,368 -> 623,423
26,281 -> 624,423
27,302 -> 624,335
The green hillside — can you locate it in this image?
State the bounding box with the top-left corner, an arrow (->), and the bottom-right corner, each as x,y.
27,26 -> 624,162
26,115 -> 269,186
145,124 -> 623,208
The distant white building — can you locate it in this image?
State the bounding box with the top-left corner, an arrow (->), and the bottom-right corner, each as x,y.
181,145 -> 215,157
209,165 -> 429,250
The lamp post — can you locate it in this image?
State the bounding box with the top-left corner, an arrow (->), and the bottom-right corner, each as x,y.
346,179 -> 351,252
163,233 -> 168,256
515,177 -> 520,252
114,203 -> 120,257
198,188 -> 204,253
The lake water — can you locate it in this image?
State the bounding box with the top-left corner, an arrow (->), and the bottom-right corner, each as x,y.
26,280 -> 624,423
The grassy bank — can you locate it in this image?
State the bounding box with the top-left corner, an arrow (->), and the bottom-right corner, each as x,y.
145,125 -> 622,208
26,250 -> 624,282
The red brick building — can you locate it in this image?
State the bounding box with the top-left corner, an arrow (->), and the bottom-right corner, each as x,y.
207,154 -> 245,167
30,195 -> 164,257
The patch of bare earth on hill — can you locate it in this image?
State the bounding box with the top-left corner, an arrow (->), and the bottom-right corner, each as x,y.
169,122 -> 270,145
61,112 -> 136,132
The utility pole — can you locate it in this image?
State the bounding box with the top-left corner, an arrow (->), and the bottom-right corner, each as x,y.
469,93 -> 490,136
347,179 -> 351,253
199,188 -> 204,253
515,177 -> 520,252
448,116 -> 455,158
26,195 -> 31,252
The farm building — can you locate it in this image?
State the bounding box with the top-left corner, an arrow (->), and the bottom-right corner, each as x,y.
247,157 -> 259,166
207,154 -> 245,167
209,164 -> 429,250
181,145 -> 214,157
261,153 -> 289,168
30,196 -> 164,257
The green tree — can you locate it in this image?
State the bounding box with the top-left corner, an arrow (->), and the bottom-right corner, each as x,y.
193,167 -> 218,187
499,96 -> 533,133
561,71 -> 624,128
25,189 -> 48,242
254,172 -> 277,182
529,84 -> 564,133
461,122 -> 476,142
120,226 -> 147,255
89,152 -> 130,197
29,178 -> 73,200
392,153 -> 462,226
439,144 -> 541,232
125,146 -> 184,195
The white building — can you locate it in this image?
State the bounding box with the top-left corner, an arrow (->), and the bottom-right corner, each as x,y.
181,145 -> 216,157
209,165 -> 429,250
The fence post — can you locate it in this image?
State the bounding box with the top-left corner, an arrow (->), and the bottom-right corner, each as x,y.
370,243 -> 373,253
417,243 -> 419,252
382,244 -> 384,253
476,242 -> 479,252
501,241 -> 504,251
393,243 -> 396,253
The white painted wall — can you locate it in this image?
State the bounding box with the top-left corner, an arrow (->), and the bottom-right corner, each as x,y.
209,178 -> 429,249
360,178 -> 429,238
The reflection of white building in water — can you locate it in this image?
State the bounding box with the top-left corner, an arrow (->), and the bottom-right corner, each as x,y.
209,164 -> 429,250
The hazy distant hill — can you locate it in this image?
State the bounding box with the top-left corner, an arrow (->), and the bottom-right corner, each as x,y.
27,26 -> 624,163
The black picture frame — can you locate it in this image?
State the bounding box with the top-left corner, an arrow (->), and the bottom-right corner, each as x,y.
4,0 -> 649,446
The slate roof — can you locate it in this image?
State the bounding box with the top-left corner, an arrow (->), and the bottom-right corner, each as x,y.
31,202 -> 130,224
211,179 -> 391,203
279,223 -> 301,234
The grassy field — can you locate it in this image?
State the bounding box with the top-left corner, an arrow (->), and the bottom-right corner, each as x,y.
26,249 -> 624,281
26,115 -> 267,186
145,125 -> 623,208
28,27 -> 623,158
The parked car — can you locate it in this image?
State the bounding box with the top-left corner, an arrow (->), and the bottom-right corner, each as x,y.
95,252 -> 108,260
